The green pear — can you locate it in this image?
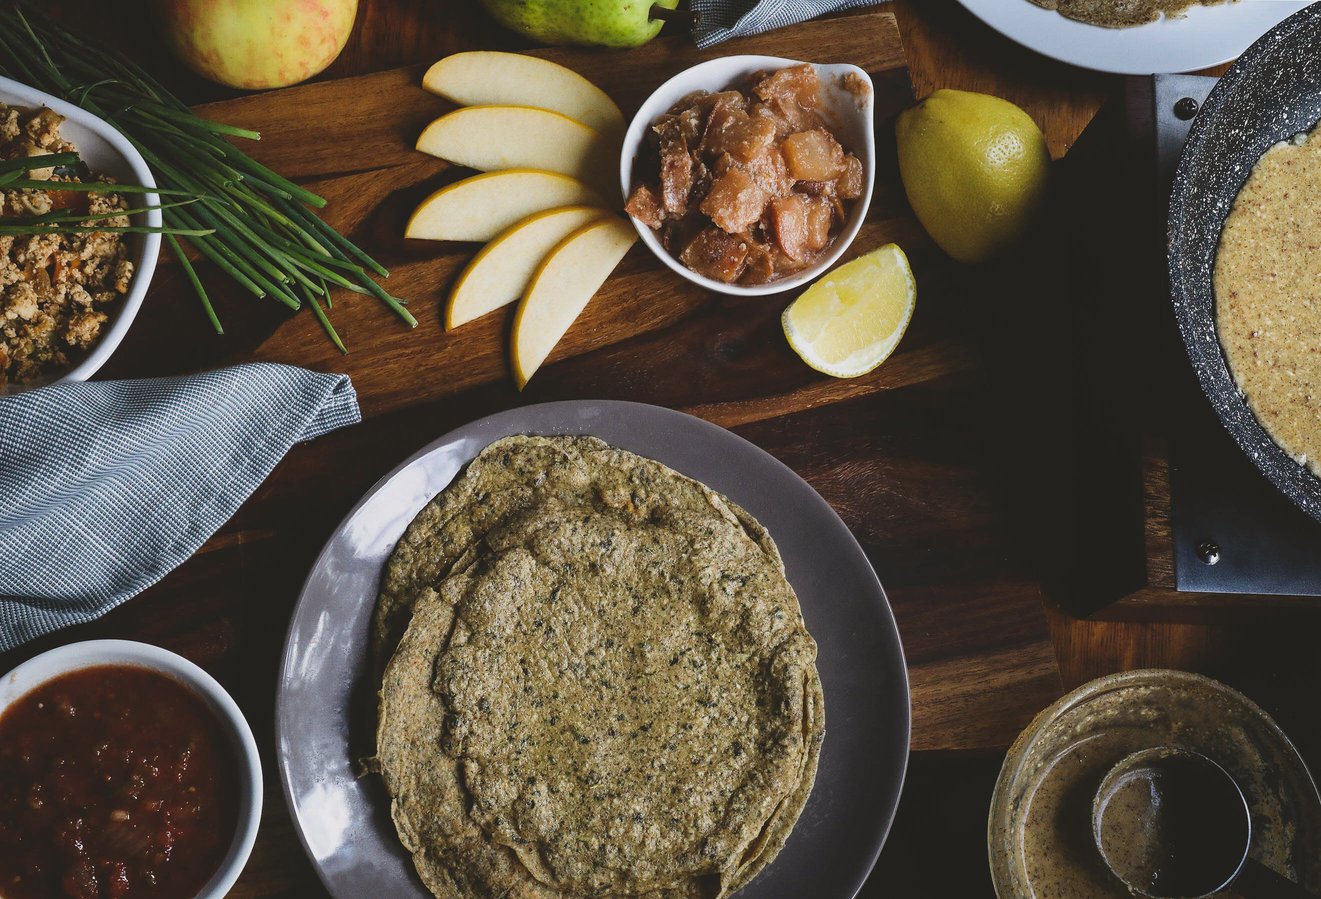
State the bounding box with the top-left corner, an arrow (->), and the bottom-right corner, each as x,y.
480,0 -> 682,48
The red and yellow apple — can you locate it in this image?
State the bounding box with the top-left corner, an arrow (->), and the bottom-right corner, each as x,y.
154,0 -> 358,90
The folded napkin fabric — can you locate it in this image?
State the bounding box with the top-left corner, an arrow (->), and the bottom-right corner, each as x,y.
692,0 -> 886,47
0,363 -> 360,651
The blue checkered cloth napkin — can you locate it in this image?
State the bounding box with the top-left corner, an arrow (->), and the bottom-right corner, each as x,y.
692,0 -> 886,47
0,363 -> 360,650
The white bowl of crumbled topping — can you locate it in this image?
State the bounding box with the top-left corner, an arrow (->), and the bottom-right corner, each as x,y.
621,56 -> 874,297
0,75 -> 160,395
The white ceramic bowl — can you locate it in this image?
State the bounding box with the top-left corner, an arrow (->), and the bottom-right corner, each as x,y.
0,75 -> 161,395
0,640 -> 263,899
620,56 -> 875,297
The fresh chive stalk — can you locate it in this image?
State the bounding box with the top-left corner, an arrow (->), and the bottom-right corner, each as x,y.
0,206 -> 214,235
0,2 -> 411,352
0,151 -> 214,236
0,151 -> 79,178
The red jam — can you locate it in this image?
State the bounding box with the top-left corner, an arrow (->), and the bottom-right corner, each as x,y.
0,665 -> 240,899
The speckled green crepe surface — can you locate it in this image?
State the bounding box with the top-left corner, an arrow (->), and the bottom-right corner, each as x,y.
372,436 -> 784,668
1028,0 -> 1226,27
371,436 -> 824,898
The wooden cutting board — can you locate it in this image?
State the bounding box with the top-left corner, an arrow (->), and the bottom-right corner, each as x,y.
87,10 -> 1060,759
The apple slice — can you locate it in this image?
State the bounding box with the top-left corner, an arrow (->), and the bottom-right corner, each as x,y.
406,170 -> 605,243
423,52 -> 625,140
512,217 -> 637,389
447,205 -> 608,330
416,106 -> 615,192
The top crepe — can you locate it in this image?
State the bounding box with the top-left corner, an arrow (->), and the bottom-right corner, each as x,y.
371,435 -> 824,898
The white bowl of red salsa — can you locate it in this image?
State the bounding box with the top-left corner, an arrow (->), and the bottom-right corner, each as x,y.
0,640 -> 262,899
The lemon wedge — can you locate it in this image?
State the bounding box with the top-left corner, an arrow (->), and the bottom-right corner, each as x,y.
782,244 -> 916,378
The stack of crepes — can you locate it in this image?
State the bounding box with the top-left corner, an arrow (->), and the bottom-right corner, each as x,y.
367,435 -> 824,898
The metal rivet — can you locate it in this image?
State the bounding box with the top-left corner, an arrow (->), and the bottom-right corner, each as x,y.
1196,540 -> 1221,565
1174,97 -> 1199,121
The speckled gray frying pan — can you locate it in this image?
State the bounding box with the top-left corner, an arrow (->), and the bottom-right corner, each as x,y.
1168,3 -> 1321,523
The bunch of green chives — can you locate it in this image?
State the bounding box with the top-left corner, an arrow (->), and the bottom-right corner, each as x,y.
0,4 -> 414,352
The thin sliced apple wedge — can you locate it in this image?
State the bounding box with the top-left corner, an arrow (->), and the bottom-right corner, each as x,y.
406,170 -> 605,243
512,217 -> 637,389
423,52 -> 625,140
416,106 -> 615,192
447,205 -> 608,330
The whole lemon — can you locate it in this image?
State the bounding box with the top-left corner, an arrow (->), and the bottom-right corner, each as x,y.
895,89 -> 1049,264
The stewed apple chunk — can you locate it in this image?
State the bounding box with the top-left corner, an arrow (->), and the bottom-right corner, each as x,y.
658,125 -> 694,216
705,109 -> 778,163
770,194 -> 834,262
783,128 -> 846,181
625,183 -> 665,230
838,155 -> 865,200
680,227 -> 749,283
737,145 -> 795,198
700,167 -> 768,234
754,64 -> 824,131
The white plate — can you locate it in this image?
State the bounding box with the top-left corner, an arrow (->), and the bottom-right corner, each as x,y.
0,75 -> 160,394
956,0 -> 1310,75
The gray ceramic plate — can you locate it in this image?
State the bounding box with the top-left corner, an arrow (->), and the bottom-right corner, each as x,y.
276,400 -> 910,899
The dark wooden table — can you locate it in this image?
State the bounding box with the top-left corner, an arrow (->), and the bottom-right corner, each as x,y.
8,1 -> 1321,896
